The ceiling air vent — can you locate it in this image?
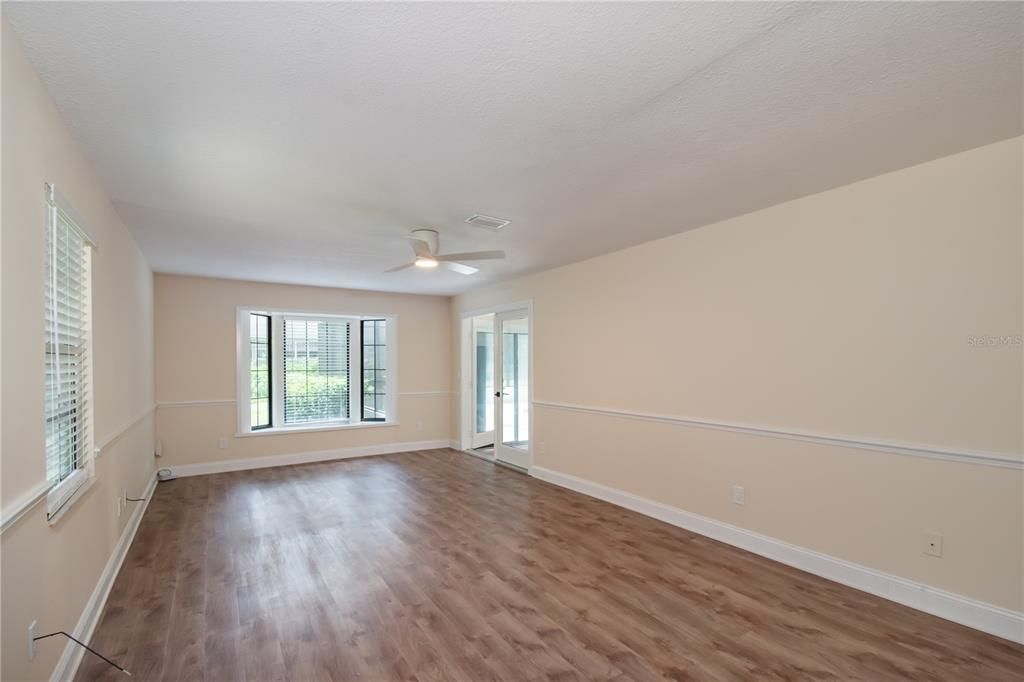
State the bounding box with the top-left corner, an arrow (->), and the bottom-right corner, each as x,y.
465,214 -> 510,231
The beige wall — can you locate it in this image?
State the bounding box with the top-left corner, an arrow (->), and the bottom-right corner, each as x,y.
453,137 -> 1024,612
154,274 -> 451,467
1,22 -> 155,681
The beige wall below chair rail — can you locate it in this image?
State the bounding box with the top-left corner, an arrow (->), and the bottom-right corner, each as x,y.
452,136 -> 1024,613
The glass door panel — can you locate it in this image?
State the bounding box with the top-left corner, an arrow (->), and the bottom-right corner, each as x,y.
495,311 -> 530,468
471,315 -> 495,448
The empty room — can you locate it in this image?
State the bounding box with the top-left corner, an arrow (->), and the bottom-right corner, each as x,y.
1,2 -> 1022,680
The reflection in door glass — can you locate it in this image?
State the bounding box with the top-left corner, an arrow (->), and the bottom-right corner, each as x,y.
501,319 -> 529,448
475,330 -> 494,434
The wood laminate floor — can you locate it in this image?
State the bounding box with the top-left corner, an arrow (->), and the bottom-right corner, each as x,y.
78,449 -> 1023,681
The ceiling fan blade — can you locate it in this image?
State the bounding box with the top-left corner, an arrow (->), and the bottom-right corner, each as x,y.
406,236 -> 433,259
384,262 -> 416,273
436,250 -> 505,262
443,261 -> 479,275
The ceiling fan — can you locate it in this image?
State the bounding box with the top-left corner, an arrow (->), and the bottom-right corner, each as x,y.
386,229 -> 505,275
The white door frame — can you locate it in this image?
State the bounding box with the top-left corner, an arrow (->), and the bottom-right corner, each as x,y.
459,300 -> 533,470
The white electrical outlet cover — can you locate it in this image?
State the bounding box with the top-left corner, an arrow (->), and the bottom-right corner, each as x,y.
924,531 -> 943,557
29,620 -> 37,660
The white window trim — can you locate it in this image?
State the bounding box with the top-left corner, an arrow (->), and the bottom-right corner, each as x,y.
234,420 -> 396,438
44,183 -> 97,524
235,307 -> 399,436
46,467 -> 93,525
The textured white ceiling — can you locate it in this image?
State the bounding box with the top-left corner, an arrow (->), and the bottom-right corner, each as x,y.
6,2 -> 1022,295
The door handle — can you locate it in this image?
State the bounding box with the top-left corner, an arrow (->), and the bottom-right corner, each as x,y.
495,391 -> 502,397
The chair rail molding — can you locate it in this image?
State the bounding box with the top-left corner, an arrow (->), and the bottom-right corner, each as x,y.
0,481 -> 52,534
156,399 -> 237,408
94,403 -> 157,455
532,400 -> 1023,470
2,405 -> 158,533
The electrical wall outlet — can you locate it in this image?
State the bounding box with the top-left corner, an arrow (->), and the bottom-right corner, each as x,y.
155,439 -> 163,457
116,495 -> 122,517
218,437 -> 228,450
732,485 -> 746,505
924,531 -> 943,557
29,620 -> 37,660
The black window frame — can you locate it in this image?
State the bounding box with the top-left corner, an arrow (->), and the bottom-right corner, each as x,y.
249,312 -> 273,430
360,319 -> 387,422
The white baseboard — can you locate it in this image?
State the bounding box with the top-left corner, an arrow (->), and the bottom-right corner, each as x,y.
450,440 -> 497,462
167,439 -> 452,478
52,469 -> 159,682
530,465 -> 1024,645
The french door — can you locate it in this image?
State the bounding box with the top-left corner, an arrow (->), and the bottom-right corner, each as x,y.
493,310 -> 530,468
470,315 -> 495,449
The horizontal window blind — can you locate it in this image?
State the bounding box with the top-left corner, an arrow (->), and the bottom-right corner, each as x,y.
282,318 -> 350,424
45,188 -> 92,491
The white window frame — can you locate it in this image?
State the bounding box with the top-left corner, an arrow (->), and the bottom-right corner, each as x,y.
44,183 -> 97,524
235,307 -> 399,436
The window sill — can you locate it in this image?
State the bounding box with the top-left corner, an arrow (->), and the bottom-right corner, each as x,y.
46,469 -> 93,526
236,420 -> 398,438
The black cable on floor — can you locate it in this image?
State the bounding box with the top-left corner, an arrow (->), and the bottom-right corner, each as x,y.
33,631 -> 132,676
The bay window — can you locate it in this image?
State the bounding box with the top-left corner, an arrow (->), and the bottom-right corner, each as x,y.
237,310 -> 396,434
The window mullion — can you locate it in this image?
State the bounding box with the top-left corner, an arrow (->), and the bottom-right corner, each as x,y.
349,320 -> 360,423
271,314 -> 285,428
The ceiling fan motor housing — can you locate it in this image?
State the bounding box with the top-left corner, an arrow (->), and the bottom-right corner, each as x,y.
411,228 -> 439,255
